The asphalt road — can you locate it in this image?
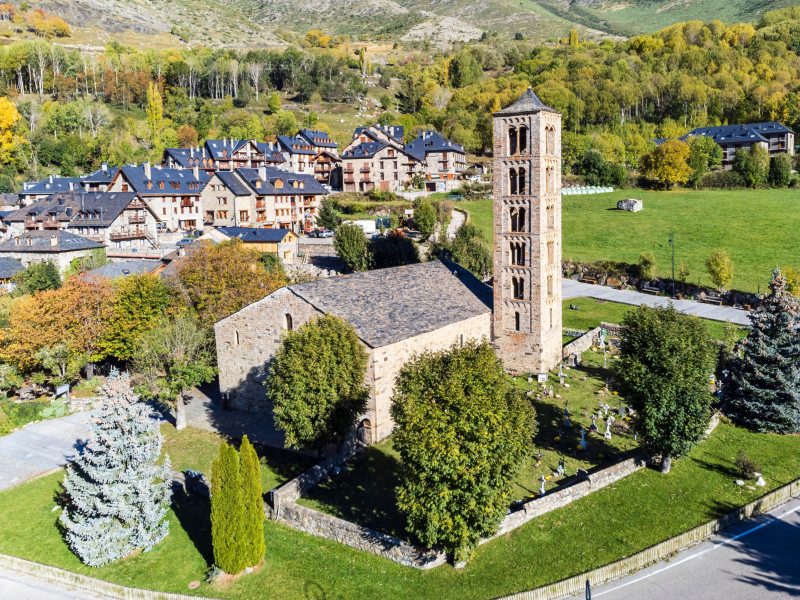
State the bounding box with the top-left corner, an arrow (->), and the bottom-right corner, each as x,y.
582,495 -> 800,600
0,567 -> 108,599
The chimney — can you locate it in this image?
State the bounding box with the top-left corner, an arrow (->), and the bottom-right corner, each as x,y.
143,162 -> 152,180
50,235 -> 57,246
14,237 -> 19,246
68,182 -> 74,191
190,147 -> 194,158
101,162 -> 108,173
223,137 -> 227,146
193,165 -> 199,180
49,175 -> 53,183
258,165 -> 267,182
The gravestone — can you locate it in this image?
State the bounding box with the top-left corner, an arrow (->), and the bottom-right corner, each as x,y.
568,352 -> 582,367
617,198 -> 643,212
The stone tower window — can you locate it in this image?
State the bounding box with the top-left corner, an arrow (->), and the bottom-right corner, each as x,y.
284,313 -> 293,331
509,168 -> 518,195
550,307 -> 554,329
546,166 -> 555,194
512,276 -> 525,300
547,204 -> 555,230
547,275 -> 554,297
510,207 -> 526,232
514,311 -> 521,331
510,241 -> 526,266
518,167 -> 526,195
547,240 -> 555,264
508,127 -> 518,155
546,125 -> 555,155
519,126 -> 528,154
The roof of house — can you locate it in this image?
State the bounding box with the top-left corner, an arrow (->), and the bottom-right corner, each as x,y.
214,171 -> 253,196
253,142 -> 286,163
0,256 -> 24,279
277,135 -> 317,156
118,166 -> 209,196
681,122 -> 794,145
4,192 -> 148,227
204,139 -> 246,160
82,166 -> 120,184
85,259 -> 160,279
341,141 -> 388,159
235,167 -> 328,196
354,125 -> 404,143
19,176 -> 84,197
214,227 -> 293,243
298,129 -> 338,149
495,87 -> 558,116
404,130 -> 465,161
283,259 -> 492,348
0,230 -> 104,253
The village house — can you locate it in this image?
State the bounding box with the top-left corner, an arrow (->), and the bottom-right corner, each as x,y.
276,135 -> 317,176
108,164 -> 209,233
297,129 -> 339,157
312,150 -> 342,188
0,256 -> 24,288
3,191 -> 160,252
0,230 -> 105,273
81,164 -> 120,193
203,139 -> 285,171
199,227 -> 298,261
341,141 -> 419,192
201,170 -> 256,229
215,260 -> 493,443
350,125 -> 405,148
404,130 -> 467,191
18,176 -> 84,205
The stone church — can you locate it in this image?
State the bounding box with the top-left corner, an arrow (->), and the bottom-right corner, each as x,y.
214,88 -> 562,444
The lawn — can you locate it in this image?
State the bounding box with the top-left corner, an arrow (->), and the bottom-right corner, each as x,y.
459,188 -> 800,293
1,419 -> 798,600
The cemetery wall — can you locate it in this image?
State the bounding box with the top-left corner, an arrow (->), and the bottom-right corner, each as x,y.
562,326 -> 600,359
600,321 -> 626,337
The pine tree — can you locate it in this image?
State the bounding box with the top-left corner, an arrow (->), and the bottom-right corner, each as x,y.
728,270 -> 800,433
239,435 -> 265,567
60,370 -> 171,567
211,442 -> 246,574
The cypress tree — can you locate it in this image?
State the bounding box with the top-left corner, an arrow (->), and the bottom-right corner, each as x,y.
60,370 -> 171,567
728,270 -> 800,433
211,442 -> 246,574
240,435 -> 265,567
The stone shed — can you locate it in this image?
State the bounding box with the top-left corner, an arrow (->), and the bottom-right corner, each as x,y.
214,259 -> 493,443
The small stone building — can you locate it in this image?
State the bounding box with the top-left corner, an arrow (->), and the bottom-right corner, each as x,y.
214,260 -> 493,443
0,230 -> 105,273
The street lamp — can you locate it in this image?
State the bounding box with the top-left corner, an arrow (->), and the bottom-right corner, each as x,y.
668,231 -> 675,298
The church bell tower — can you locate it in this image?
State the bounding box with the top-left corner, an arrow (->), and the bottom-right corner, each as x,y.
492,88 -> 563,375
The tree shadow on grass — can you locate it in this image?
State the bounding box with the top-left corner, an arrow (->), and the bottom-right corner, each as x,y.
693,458 -> 741,480
171,484 -> 213,566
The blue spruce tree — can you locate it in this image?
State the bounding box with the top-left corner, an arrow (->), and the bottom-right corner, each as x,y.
728,270 -> 800,433
60,370 -> 172,567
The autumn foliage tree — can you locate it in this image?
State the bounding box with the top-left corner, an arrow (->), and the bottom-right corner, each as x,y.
0,96 -> 22,163
640,139 -> 692,189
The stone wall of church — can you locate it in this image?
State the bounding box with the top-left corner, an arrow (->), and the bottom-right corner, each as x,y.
215,288 -> 322,412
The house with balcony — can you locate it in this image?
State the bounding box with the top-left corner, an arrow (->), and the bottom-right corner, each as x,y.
276,135 -> 317,176
201,170 -> 257,229
350,125 -> 405,149
297,129 -> 339,157
0,230 -> 105,273
404,130 -> 467,191
108,163 -> 209,233
17,176 -> 84,206
341,142 -> 420,192
312,150 -> 341,188
199,227 -> 298,261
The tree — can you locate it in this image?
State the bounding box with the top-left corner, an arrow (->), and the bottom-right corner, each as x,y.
66,247 -> 109,276
686,135 -> 723,187
768,154 -> 792,188
36,342 -> 87,386
98,275 -> 174,362
60,371 -> 171,567
145,82 -> 163,145
267,315 -> 368,451
568,29 -> 579,46
637,251 -> 656,281
211,441 -> 246,574
727,270 -> 800,433
449,222 -> 492,278
239,435 -> 265,567
0,96 -> 23,163
733,145 -> 769,188
640,139 -> 692,189
316,198 -> 340,231
169,239 -> 285,325
413,201 -> 436,241
784,266 -> 800,296
614,305 -> 715,473
449,51 -> 482,88
333,222 -> 370,272
368,230 -> 420,269
176,123 -> 198,147
267,92 -> 281,114
133,313 -> 216,431
11,261 -> 60,295
274,110 -> 296,136
706,248 -> 734,291
391,341 -> 536,562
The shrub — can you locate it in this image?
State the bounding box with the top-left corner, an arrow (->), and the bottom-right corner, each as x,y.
637,252 -> 656,281
735,450 -> 759,480
333,222 -> 370,272
768,154 -> 792,188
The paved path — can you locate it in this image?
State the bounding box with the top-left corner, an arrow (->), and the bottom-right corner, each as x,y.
0,411 -> 93,493
447,208 -> 466,241
562,279 -> 752,326
576,495 -> 800,600
0,567 -> 108,600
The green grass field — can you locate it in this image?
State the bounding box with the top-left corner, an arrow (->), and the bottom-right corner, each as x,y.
460,189 -> 800,293
1,420 -> 798,599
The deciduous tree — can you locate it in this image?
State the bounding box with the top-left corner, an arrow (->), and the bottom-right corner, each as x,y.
706,248 -> 734,291
640,139 -> 692,189
333,222 -> 370,272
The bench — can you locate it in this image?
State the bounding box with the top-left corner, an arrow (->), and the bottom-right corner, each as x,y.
580,275 -> 598,285
641,285 -> 660,295
703,296 -> 724,306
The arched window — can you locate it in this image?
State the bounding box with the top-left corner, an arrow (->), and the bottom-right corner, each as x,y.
510,207 -> 526,232
547,275 -> 554,297
514,311 -> 521,331
546,125 -> 555,155
510,241 -> 525,266
546,166 -> 554,194
512,276 -> 524,300
518,167 -> 526,195
519,126 -> 528,154
284,313 -> 293,331
508,126 -> 518,155
547,240 -> 555,264
509,168 -> 518,196
550,307 -> 554,329
546,204 -> 555,230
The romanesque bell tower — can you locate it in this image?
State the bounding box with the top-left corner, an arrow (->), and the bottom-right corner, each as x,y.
492,88 -> 562,375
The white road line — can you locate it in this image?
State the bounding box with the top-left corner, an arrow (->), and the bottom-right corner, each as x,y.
593,500 -> 800,597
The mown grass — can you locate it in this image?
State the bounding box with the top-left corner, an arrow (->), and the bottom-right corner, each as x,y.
459,189 -> 800,293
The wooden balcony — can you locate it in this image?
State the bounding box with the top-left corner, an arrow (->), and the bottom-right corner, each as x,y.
110,228 -> 149,241
128,215 -> 146,225
360,167 -> 371,173
42,218 -> 60,229
23,218 -> 38,229
128,199 -> 148,210
255,199 -> 266,210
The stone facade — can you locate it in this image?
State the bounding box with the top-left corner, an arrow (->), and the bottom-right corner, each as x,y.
492,89 -> 563,375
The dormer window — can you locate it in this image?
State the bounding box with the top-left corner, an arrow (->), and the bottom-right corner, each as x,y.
159,181 -> 164,189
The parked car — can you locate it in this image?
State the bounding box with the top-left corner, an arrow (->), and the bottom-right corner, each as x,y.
319,228 -> 335,238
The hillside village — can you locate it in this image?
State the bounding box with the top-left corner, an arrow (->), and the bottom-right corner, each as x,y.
0,3 -> 799,600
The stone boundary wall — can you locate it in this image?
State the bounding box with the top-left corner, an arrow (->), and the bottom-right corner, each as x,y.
0,553 -> 224,600
600,321 -> 626,337
498,476 -> 800,600
562,326 -> 600,359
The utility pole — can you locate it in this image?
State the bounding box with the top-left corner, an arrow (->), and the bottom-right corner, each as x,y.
669,231 -> 675,298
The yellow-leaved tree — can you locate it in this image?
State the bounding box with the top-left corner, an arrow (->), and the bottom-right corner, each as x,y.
0,96 -> 22,164
640,139 -> 692,189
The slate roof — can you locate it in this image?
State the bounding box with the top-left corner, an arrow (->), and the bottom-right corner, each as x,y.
235,167 -> 328,196
285,259 -> 493,348
0,256 -> 24,279
277,135 -> 317,156
118,166 -> 210,196
354,125 -> 404,143
681,122 -> 794,145
4,192 -> 146,227
495,87 -> 558,116
0,230 -> 104,253
82,166 -> 120,184
298,129 -> 338,149
404,131 -> 465,161
19,176 -> 84,197
162,148 -> 198,168
215,171 -> 253,196
205,139 -> 246,160
86,259 -> 160,279
253,142 -> 286,163
215,227 -> 293,243
341,141 -> 388,159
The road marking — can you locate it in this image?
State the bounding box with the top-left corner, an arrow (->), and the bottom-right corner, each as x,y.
593,499 -> 800,597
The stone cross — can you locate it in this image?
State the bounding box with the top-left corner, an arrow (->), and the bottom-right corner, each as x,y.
579,428 -> 587,450
604,420 -> 612,440
557,459 -> 565,476
590,414 -> 598,432
539,475 -> 546,496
